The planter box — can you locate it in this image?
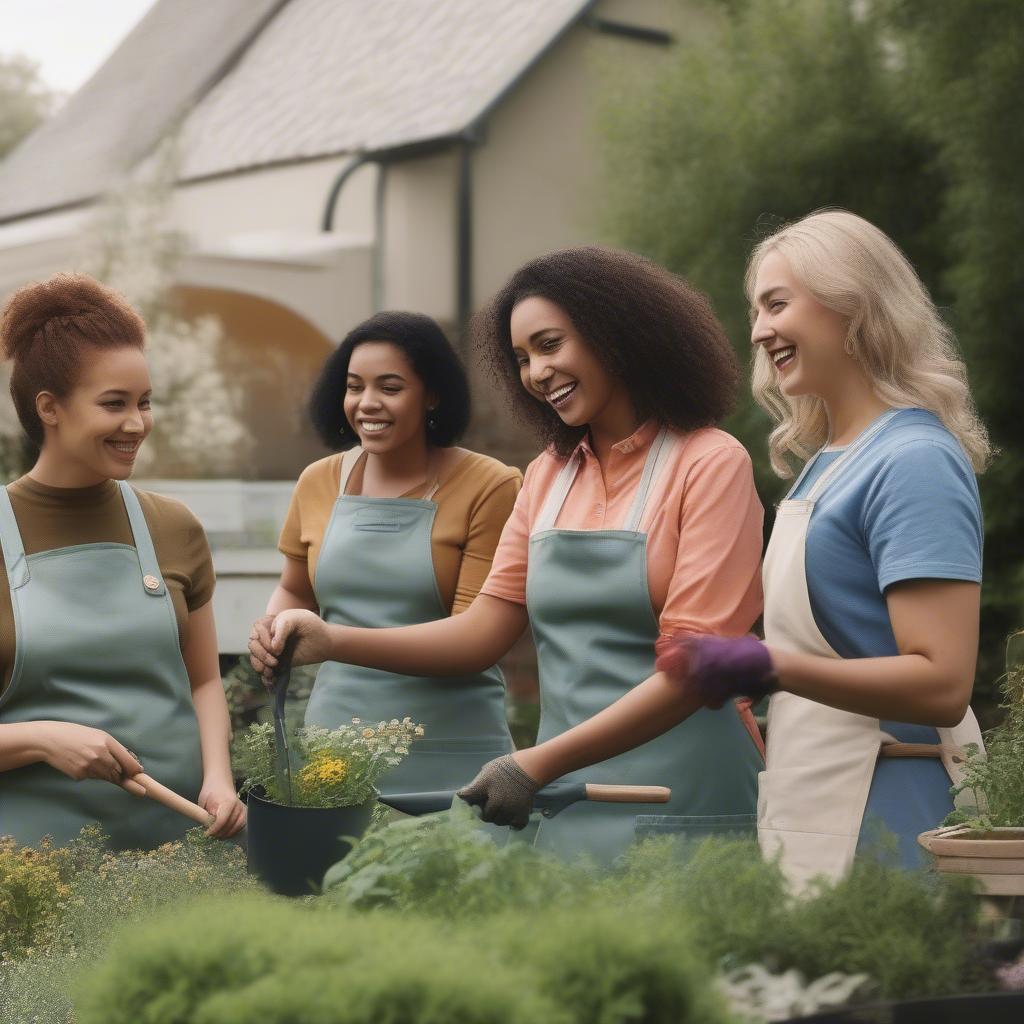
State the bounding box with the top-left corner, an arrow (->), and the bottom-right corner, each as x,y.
918,825 -> 1024,896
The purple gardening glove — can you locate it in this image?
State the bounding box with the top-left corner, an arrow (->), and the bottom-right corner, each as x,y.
656,634 -> 777,709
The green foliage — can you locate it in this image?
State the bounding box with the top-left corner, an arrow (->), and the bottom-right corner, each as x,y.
234,716 -> 423,808
880,1 -> 1024,670
490,904 -> 731,1024
76,896 -> 567,1024
0,836 -> 70,959
323,798 -> 585,915
0,826 -> 254,1024
0,54 -> 57,159
599,0 -> 944,503
946,634 -> 1024,827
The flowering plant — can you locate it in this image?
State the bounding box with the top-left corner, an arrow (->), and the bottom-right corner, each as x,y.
233,717 -> 424,808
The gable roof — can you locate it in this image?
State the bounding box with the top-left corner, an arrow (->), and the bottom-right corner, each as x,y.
0,0 -> 593,224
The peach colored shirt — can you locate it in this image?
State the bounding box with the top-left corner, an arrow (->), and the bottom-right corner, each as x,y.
480,420 -> 765,647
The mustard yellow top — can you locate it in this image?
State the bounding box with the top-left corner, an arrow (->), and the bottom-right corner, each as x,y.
279,449 -> 521,614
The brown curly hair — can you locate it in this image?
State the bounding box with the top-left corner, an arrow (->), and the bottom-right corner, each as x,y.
1,273 -> 145,444
474,246 -> 738,455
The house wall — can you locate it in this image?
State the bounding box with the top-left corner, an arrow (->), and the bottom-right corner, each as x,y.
171,155 -> 378,244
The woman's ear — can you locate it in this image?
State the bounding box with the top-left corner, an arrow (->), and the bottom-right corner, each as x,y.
35,391 -> 60,428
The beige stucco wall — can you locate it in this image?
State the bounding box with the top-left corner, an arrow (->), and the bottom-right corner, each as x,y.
171,155 -> 378,244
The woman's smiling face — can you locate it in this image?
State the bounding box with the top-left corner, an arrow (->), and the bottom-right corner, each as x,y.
343,341 -> 433,454
38,345 -> 153,483
510,296 -> 628,430
750,251 -> 851,400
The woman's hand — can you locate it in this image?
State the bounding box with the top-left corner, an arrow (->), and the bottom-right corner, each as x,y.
656,633 -> 777,708
456,752 -> 542,830
247,614 -> 276,675
199,781 -> 246,838
36,721 -> 147,795
251,609 -> 333,684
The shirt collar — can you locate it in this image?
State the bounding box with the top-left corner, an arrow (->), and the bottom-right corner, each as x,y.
570,419 -> 659,459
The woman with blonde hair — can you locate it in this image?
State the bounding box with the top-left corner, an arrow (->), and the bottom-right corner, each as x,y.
449,210 -> 989,888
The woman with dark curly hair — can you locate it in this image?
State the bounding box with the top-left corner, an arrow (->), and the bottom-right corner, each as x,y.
251,250 -> 765,863
0,273 -> 244,849
249,312 -> 520,793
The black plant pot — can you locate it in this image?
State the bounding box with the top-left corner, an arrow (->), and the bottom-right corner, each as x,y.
782,991 -> 1024,1023
246,788 -> 374,897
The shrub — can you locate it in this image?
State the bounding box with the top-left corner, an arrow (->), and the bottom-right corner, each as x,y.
76,896 -> 565,1024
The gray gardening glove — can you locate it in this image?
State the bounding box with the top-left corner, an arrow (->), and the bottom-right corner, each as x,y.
456,754 -> 541,830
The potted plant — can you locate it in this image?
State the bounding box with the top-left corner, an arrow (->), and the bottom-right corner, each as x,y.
236,714 -> 423,896
919,631 -> 1024,897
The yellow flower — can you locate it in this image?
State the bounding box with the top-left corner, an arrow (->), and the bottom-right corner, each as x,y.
297,754 -> 349,791
362,728 -> 375,738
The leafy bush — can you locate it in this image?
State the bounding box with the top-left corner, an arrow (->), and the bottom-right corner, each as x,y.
76,896 -> 566,1024
322,798 -> 586,915
0,836 -> 70,959
0,826 -> 254,1024
947,634 -> 1024,828
491,904 -> 732,1024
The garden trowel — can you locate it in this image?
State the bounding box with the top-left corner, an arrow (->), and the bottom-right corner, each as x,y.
270,635 -> 299,804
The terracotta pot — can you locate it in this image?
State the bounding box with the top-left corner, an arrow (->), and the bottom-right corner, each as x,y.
918,825 -> 1024,896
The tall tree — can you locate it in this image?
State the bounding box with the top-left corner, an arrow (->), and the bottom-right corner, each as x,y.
882,0 -> 1024,682
0,54 -> 56,159
599,0 -> 944,499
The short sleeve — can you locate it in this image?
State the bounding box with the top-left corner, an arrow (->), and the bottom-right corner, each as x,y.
478,459 -> 540,606
656,445 -> 764,645
863,440 -> 983,591
451,471 -> 522,613
278,483 -> 306,560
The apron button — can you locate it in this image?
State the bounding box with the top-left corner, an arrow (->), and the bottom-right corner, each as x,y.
143,574 -> 161,591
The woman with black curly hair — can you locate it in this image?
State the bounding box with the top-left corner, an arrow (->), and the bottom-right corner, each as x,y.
251,251 -> 765,863
250,312 -> 520,794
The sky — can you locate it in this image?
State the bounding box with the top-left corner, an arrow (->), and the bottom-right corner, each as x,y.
0,0 -> 156,98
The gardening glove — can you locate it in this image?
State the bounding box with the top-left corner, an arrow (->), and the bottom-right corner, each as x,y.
656,633 -> 777,710
457,754 -> 541,830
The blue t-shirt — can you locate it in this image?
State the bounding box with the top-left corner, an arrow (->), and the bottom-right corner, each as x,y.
789,407 -> 982,661
786,408 -> 983,868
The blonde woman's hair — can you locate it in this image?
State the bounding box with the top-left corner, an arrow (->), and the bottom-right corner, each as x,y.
746,209 -> 991,477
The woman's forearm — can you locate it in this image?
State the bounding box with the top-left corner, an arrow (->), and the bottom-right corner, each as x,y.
266,583 -> 317,616
515,671 -> 704,786
191,676 -> 234,786
770,648 -> 968,727
0,722 -> 47,772
326,594 -> 528,677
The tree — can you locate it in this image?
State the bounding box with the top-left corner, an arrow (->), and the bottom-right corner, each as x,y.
881,0 -> 1024,690
0,54 -> 57,159
599,0 -> 945,500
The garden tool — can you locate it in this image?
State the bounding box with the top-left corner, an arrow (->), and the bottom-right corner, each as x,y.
271,635 -> 299,804
379,782 -> 670,819
126,772 -> 214,827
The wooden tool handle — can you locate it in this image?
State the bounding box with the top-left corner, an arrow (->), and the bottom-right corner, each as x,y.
584,784 -> 671,804
130,772 -> 215,827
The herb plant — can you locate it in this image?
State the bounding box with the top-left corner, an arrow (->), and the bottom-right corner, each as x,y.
945,631 -> 1024,829
233,716 -> 424,808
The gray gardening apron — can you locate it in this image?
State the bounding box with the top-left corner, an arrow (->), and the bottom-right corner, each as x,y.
306,449 -> 513,794
0,481 -> 203,849
527,427 -> 761,866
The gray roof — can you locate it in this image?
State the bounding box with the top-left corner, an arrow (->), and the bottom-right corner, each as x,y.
0,0 -> 592,224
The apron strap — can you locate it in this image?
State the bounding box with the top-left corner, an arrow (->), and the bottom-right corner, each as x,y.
533,449 -> 584,534
117,482 -> 166,597
623,426 -> 673,532
804,409 -> 901,502
0,486 -> 30,590
338,447 -> 364,496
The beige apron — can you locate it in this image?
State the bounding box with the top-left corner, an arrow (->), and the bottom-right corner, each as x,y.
758,410 -> 983,890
